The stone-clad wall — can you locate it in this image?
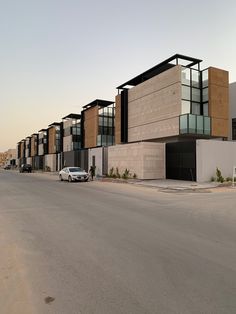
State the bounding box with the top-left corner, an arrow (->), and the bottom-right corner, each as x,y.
108,142 -> 165,180
128,65 -> 182,142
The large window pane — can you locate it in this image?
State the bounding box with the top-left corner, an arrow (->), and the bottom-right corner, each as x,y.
97,135 -> 101,146
192,102 -> 201,115
204,117 -> 211,135
182,85 -> 191,100
192,88 -> 201,102
182,100 -> 190,114
181,67 -> 191,86
180,115 -> 188,134
202,88 -> 208,102
197,115 -> 204,134
202,69 -> 208,88
192,69 -> 200,88
189,114 -> 196,133
203,102 -> 208,116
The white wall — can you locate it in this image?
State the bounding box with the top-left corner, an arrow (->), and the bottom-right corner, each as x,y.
229,82 -> 236,140
44,154 -> 57,172
108,142 -> 165,180
88,147 -> 104,176
196,139 -> 236,182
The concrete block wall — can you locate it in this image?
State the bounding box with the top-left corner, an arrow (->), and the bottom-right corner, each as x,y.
108,142 -> 165,180
128,65 -> 182,142
88,147 -> 105,176
44,154 -> 57,172
196,140 -> 236,182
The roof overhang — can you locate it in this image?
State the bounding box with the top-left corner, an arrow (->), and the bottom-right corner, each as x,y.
117,54 -> 202,89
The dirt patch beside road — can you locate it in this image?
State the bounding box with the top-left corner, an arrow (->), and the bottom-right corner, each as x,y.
0,224 -> 34,314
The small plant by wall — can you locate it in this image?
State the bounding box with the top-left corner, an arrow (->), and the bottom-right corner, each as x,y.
216,167 -> 224,183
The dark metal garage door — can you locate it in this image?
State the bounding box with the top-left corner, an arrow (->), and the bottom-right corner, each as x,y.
166,141 -> 196,181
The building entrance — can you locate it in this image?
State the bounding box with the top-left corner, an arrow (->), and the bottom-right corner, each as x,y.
166,141 -> 196,181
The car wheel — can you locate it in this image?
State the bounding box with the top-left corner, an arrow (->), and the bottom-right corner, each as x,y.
59,174 -> 63,181
68,176 -> 72,183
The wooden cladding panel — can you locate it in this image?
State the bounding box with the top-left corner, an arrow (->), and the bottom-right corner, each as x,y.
84,106 -> 98,148
115,94 -> 121,144
208,67 -> 229,138
48,127 -> 56,154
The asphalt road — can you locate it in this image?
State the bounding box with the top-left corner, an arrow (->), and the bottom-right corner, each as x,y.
1,170 -> 236,314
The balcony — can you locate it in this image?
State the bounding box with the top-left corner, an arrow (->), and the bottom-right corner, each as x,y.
180,114 -> 211,136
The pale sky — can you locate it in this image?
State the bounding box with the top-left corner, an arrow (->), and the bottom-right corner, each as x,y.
1,0 -> 236,151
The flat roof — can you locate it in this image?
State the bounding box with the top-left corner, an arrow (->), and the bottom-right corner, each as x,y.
38,128 -> 47,132
48,122 -> 61,127
82,99 -> 114,110
62,113 -> 81,120
117,54 -> 202,89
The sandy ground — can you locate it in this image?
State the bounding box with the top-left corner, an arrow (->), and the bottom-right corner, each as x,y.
0,219 -> 34,314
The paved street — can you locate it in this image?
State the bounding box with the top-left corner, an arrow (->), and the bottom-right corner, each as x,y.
1,170 -> 236,314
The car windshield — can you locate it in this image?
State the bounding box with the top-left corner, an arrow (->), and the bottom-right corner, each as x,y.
69,167 -> 82,172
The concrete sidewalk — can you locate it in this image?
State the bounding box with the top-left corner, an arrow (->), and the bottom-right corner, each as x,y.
130,179 -> 220,190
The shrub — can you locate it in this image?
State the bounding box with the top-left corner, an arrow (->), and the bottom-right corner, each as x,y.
226,177 -> 232,182
133,173 -> 137,179
216,167 -> 224,183
211,176 -> 216,182
115,167 -> 120,179
108,167 -> 114,178
122,168 -> 130,179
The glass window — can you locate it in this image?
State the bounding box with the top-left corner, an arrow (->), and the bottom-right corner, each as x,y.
182,85 -> 191,100
99,116 -> 103,126
202,88 -> 208,102
202,69 -> 208,88
204,117 -> 211,135
181,100 -> 191,114
181,67 -> 191,86
196,115 -> 204,134
191,102 -> 201,115
180,115 -> 188,134
189,114 -> 196,134
192,69 -> 200,88
203,102 -> 208,116
97,135 -> 101,146
192,88 -> 201,102
103,117 -> 108,126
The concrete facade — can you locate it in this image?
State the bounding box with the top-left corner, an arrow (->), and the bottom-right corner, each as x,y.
88,147 -> 108,176
196,139 -> 236,182
44,154 -> 57,172
108,142 -> 165,180
127,65 -> 182,143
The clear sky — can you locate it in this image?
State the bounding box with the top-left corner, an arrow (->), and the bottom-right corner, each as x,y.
0,0 -> 236,151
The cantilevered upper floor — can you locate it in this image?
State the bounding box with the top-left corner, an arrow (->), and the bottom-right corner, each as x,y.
115,54 -> 229,144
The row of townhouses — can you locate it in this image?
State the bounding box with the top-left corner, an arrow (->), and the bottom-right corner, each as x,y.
16,54 -> 236,182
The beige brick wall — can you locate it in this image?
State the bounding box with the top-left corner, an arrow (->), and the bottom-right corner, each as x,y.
108,142 -> 165,179
128,65 -> 182,142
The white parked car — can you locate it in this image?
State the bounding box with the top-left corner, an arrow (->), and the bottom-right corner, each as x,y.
59,167 -> 89,182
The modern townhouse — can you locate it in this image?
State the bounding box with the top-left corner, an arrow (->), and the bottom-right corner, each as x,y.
61,113 -> 88,170
109,54 -> 232,182
38,129 -> 48,170
82,99 -> 115,176
30,133 -> 39,170
17,139 -> 26,166
44,122 -> 63,172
